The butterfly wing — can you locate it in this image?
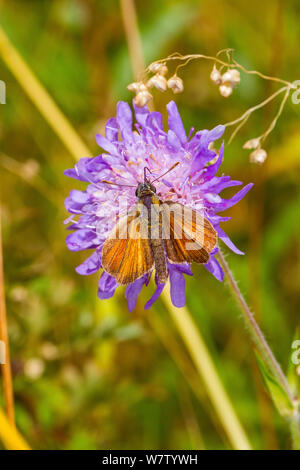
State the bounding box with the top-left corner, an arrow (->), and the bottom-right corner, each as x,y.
162,201 -> 217,264
102,205 -> 154,285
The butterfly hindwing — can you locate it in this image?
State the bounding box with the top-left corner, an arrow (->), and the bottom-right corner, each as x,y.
162,201 -> 217,264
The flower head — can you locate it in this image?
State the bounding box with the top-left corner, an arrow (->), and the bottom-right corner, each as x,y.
65,101 -> 253,311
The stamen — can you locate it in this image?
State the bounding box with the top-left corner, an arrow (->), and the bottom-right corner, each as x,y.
149,154 -> 159,164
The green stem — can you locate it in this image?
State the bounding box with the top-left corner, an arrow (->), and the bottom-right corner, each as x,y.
217,249 -> 300,448
217,249 -> 294,403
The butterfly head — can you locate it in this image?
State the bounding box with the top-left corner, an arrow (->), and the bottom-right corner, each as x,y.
135,163 -> 180,198
135,181 -> 156,198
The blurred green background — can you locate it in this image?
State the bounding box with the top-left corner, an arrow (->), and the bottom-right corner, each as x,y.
0,0 -> 300,450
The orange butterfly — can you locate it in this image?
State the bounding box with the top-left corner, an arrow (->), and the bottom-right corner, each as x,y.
102,164 -> 217,285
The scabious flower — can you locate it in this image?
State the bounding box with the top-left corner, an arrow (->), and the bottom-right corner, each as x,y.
65,101 -> 253,311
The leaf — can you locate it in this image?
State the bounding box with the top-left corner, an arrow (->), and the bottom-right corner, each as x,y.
255,351 -> 294,418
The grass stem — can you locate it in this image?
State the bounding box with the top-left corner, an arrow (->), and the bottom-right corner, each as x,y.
0,407 -> 30,450
0,27 -> 91,162
0,213 -> 15,426
161,288 -> 252,450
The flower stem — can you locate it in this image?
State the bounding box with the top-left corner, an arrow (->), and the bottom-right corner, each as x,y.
161,288 -> 252,450
0,213 -> 15,426
217,249 -> 294,404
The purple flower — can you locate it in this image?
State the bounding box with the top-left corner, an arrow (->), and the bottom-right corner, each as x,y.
65,100 -> 253,311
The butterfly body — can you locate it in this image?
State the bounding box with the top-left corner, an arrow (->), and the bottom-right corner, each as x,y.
138,186 -> 168,285
102,175 -> 217,286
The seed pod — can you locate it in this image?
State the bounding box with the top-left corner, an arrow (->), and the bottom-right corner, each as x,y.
167,75 -> 184,94
243,138 -> 260,150
133,90 -> 152,107
127,82 -> 141,93
149,62 -> 168,76
221,69 -> 240,88
249,148 -> 267,164
127,81 -> 148,94
210,65 -> 222,85
147,74 -> 168,92
219,84 -> 233,97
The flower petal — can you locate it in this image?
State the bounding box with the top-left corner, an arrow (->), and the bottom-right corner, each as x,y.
66,229 -> 97,251
96,134 -> 118,156
217,226 -> 244,255
146,112 -> 164,131
167,101 -> 187,144
167,130 -> 182,150
125,275 -> 147,312
64,190 -> 90,213
212,183 -> 254,211
169,262 -> 193,276
206,125 -> 225,142
64,168 -> 80,180
169,266 -> 186,308
133,102 -> 149,127
105,118 -> 119,142
204,254 -> 224,282
98,272 -> 118,299
75,251 -> 101,275
117,101 -> 133,137
204,140 -> 224,179
144,280 -> 165,310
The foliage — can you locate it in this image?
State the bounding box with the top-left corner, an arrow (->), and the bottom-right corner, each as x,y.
1,0 -> 300,450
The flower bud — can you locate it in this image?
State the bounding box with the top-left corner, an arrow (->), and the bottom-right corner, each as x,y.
127,82 -> 139,93
219,84 -> 233,97
221,69 -> 240,88
127,81 -> 147,93
167,75 -> 184,94
210,65 -> 222,85
133,90 -> 152,107
149,62 -> 168,76
147,74 -> 168,92
249,148 -> 267,164
243,138 -> 260,150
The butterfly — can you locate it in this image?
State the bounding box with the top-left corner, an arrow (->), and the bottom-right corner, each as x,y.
101,163 -> 217,285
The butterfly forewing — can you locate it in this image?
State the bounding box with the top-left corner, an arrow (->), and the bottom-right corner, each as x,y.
102,206 -> 154,285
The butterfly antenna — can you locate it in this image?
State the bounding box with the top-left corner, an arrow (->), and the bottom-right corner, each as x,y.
150,162 -> 180,184
144,167 -> 153,182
